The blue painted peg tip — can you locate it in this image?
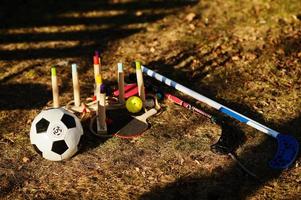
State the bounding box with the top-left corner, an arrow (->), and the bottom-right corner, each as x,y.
118,63 -> 123,72
71,64 -> 77,73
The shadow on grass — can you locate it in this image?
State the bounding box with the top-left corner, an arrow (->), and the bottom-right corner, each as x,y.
0,0 -> 197,29
0,0 -> 197,61
0,83 -> 51,110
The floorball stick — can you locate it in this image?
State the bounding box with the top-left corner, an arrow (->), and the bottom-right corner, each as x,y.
141,65 -> 299,169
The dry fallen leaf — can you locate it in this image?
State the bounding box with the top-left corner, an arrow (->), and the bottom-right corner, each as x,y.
22,157 -> 30,163
232,55 -> 240,61
186,12 -> 196,22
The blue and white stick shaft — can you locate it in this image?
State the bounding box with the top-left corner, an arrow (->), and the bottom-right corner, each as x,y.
141,66 -> 280,138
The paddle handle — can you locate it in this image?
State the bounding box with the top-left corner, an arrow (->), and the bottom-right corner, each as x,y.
140,108 -> 157,120
141,66 -> 280,138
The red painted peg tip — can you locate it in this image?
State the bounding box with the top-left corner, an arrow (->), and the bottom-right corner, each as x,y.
93,56 -> 99,65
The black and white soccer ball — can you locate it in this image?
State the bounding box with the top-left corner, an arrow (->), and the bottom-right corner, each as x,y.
30,108 -> 83,161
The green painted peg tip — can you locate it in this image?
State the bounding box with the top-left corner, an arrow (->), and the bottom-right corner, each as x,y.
51,67 -> 56,76
135,61 -> 141,70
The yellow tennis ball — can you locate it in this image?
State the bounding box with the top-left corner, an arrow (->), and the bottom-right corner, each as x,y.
126,96 -> 143,113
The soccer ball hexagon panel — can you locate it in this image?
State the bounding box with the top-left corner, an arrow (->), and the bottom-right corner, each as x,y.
30,108 -> 83,161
